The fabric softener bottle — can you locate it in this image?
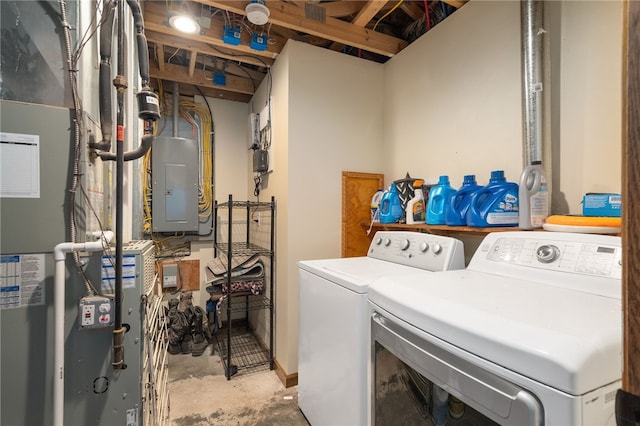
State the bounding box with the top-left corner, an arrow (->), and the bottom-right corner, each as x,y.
467,170 -> 519,227
445,174 -> 482,226
426,175 -> 456,225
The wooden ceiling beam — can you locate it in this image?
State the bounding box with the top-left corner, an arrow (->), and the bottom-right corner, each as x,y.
143,2 -> 280,62
400,2 -> 424,21
146,30 -> 274,68
198,0 -> 408,56
352,1 -> 387,27
150,61 -> 255,95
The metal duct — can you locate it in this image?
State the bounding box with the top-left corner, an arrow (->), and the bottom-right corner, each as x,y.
521,0 -> 544,166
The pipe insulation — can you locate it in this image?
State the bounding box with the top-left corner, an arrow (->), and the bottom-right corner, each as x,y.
521,0 -> 545,166
53,231 -> 114,426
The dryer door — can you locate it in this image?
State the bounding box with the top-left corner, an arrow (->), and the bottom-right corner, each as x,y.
371,311 -> 544,426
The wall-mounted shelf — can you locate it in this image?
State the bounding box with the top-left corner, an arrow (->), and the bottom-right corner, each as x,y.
362,222 -> 524,237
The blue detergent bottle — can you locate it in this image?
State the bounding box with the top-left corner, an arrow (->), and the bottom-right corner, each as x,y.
379,183 -> 403,224
467,170 -> 519,227
426,175 -> 456,225
445,175 -> 482,226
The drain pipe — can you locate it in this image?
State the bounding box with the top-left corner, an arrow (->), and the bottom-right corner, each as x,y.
53,231 -> 114,426
521,0 -> 545,166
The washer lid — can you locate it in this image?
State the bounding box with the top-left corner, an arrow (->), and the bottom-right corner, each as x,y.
299,257 -> 426,294
368,270 -> 622,396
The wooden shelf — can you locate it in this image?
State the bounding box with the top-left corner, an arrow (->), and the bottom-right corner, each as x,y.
361,222 -> 526,237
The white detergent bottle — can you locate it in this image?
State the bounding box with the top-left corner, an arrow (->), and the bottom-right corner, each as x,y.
406,180 -> 425,224
518,161 -> 549,229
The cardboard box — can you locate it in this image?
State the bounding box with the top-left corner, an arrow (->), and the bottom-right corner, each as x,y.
582,193 -> 621,217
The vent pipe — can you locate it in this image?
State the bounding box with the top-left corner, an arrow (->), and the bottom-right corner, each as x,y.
521,0 -> 545,166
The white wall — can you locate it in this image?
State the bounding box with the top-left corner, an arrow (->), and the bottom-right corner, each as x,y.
384,0 -> 523,189
383,0 -> 623,214
251,40 -> 385,376
553,0 -> 623,212
246,0 -> 624,378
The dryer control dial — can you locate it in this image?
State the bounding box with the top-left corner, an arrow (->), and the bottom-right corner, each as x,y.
400,239 -> 410,251
420,242 -> 429,253
536,244 -> 559,263
432,244 -> 442,255
375,236 -> 383,245
383,238 -> 391,247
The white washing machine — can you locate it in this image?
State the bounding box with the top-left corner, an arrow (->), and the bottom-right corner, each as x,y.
369,231 -> 622,426
298,231 -> 465,426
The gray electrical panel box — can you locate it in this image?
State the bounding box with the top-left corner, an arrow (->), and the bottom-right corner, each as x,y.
152,136 -> 199,232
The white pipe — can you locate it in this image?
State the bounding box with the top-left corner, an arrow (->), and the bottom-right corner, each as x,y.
52,231 -> 114,426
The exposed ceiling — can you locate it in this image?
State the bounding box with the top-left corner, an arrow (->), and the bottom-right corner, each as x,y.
143,0 -> 467,102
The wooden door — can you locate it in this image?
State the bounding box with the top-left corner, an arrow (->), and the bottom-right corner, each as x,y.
342,171 -> 384,258
619,1 -> 640,419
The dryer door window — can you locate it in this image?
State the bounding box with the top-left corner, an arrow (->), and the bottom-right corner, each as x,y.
371,312 -> 544,426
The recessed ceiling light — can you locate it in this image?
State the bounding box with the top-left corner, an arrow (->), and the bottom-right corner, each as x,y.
169,14 -> 200,34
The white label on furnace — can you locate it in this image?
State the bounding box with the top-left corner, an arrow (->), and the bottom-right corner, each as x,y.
0,254 -> 46,309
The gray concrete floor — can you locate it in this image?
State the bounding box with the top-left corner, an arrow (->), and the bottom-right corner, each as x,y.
168,343 -> 310,425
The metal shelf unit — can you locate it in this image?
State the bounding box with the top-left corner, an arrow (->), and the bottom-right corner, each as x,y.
213,195 -> 275,379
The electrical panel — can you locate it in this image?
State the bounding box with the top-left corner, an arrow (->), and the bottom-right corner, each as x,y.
152,136 -> 199,233
162,263 -> 178,288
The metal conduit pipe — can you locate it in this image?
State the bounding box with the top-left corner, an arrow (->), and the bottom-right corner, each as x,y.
53,231 -> 114,426
173,82 -> 180,137
521,0 -> 545,166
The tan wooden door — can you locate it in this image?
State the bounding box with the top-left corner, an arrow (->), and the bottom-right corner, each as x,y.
342,171 -> 384,258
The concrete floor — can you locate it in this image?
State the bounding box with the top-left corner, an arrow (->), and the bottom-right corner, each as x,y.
168,343 -> 310,426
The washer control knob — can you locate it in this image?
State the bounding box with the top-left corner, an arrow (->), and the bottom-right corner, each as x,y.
432,244 -> 442,255
383,238 -> 391,247
375,236 -> 383,245
420,242 -> 429,253
400,239 -> 410,251
537,245 -> 559,263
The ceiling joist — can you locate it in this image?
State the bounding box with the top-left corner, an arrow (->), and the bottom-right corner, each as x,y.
197,0 -> 408,56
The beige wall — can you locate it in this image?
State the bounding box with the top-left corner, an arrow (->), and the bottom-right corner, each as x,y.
383,0 -> 622,214
240,0 -> 624,378
251,40 -> 386,375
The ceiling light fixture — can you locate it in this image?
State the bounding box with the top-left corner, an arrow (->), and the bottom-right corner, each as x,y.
245,0 -> 270,25
169,14 -> 200,34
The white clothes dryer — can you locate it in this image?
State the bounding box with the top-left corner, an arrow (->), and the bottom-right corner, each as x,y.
369,231 -> 622,426
298,231 -> 465,426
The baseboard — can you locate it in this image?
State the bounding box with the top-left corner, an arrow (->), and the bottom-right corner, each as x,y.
274,358 -> 298,388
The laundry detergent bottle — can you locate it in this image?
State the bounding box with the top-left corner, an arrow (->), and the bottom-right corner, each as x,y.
467,170 -> 519,227
518,162 -> 549,229
445,174 -> 482,226
426,175 -> 456,225
379,183 -> 403,224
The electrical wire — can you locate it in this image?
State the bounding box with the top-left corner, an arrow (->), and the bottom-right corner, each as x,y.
372,0 -> 404,32
423,0 -> 432,31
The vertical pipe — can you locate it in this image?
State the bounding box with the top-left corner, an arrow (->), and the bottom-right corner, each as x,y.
521,0 -> 544,166
53,232 -> 114,426
173,82 -> 179,138
112,0 -> 126,370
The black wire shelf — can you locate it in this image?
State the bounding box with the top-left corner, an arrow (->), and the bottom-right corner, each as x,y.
214,326 -> 273,378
